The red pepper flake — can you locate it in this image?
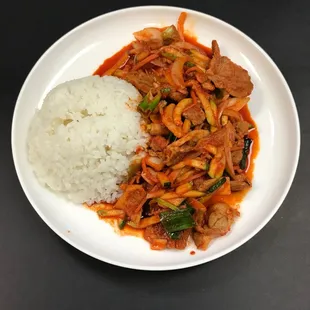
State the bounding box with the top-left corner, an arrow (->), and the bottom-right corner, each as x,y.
190,251 -> 196,255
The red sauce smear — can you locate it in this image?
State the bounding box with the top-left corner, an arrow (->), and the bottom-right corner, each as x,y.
190,251 -> 196,255
94,43 -> 132,77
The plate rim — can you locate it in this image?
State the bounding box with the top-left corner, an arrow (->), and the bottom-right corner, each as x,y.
11,5 -> 301,271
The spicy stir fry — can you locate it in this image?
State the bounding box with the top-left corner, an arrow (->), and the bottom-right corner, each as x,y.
91,12 -> 258,251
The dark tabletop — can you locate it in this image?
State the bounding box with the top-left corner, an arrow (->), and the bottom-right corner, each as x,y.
1,0 -> 309,309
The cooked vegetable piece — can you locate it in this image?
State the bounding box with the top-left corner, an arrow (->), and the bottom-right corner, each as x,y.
145,156 -> 165,171
171,56 -> 189,88
175,182 -> 193,195
119,218 -> 127,229
195,89 -> 216,126
147,124 -> 170,135
97,209 -> 125,218
216,177 -> 231,195
160,209 -> 195,233
177,12 -> 187,41
156,198 -> 179,211
206,177 -> 226,193
162,25 -> 180,43
185,61 -> 195,67
161,87 -> 171,94
186,198 -> 206,212
157,172 -> 171,188
127,215 -> 161,228
240,137 -> 252,169
181,190 -> 206,198
173,98 -> 193,126
138,92 -> 161,111
161,104 -> 184,138
172,159 -> 209,170
208,147 -> 226,178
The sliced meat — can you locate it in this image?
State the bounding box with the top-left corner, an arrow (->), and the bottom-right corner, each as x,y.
207,40 -> 253,98
164,148 -> 187,166
144,223 -> 191,250
150,136 -> 168,152
114,185 -> 146,218
193,209 -> 206,229
195,127 -> 227,149
193,177 -> 216,192
234,173 -> 247,182
169,90 -> 187,102
202,81 -> 215,91
172,229 -> 191,250
230,181 -> 251,192
151,57 -> 171,68
193,232 -> 212,250
164,146 -> 196,166
195,123 -> 235,151
195,72 -> 209,84
183,104 -> 205,125
206,203 -> 239,235
234,121 -> 250,137
125,71 -> 155,94
231,149 -> 243,165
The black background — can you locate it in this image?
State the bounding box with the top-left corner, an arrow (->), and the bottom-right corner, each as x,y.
1,0 -> 309,309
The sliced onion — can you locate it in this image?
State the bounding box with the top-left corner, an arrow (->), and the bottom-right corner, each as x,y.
172,41 -> 201,51
133,28 -> 163,49
224,123 -> 236,179
226,97 -> 250,111
223,108 -> 243,121
145,156 -> 165,172
217,100 -> 230,122
171,56 -> 188,88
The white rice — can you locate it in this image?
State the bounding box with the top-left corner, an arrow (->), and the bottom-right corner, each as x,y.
27,75 -> 148,204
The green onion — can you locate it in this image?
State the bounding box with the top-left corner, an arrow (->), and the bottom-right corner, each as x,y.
156,198 -> 179,211
184,202 -> 195,215
138,92 -> 161,111
185,61 -> 195,67
119,218 -> 127,230
148,93 -> 161,111
168,131 -> 177,142
240,137 -> 252,170
161,87 -> 171,94
160,209 -> 195,233
206,177 -> 226,194
138,96 -> 149,111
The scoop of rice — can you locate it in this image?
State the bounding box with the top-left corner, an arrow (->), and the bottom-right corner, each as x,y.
27,75 -> 148,204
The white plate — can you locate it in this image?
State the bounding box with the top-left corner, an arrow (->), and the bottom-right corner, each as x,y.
11,6 -> 300,270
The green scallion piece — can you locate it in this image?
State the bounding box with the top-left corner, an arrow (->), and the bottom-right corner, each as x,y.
206,177 -> 226,194
160,209 -> 195,233
240,137 -> 252,170
156,198 -> 179,211
161,87 -> 171,94
185,61 -> 195,67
